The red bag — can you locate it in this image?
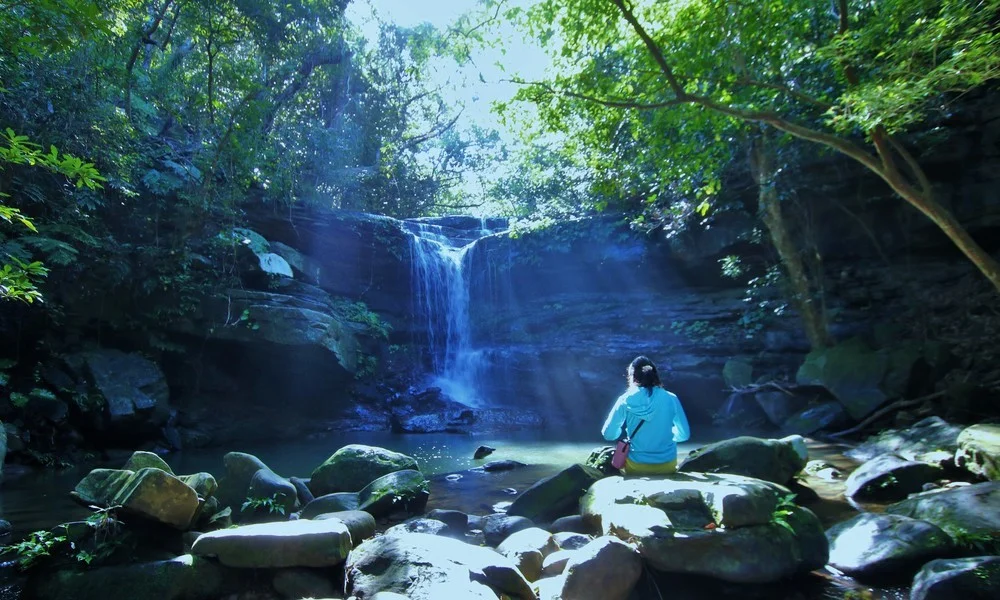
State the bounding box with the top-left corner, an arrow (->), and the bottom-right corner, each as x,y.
611,439 -> 631,469
611,419 -> 645,470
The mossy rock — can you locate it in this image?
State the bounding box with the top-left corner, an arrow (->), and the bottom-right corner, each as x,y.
357,469 -> 428,518
123,451 -> 174,474
310,444 -> 419,495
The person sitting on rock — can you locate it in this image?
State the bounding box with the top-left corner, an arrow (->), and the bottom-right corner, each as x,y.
601,355 -> 690,475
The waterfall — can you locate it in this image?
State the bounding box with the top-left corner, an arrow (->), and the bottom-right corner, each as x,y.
405,218 -> 498,407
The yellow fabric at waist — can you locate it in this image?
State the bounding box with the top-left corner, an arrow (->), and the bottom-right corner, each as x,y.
622,457 -> 678,476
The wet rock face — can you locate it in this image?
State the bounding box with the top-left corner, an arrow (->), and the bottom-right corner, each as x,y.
826,513 -> 954,578
247,208 -> 413,321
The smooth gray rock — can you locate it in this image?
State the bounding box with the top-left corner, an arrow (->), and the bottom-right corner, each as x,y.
847,417 -> 964,463
26,554 -> 237,600
356,469 -> 428,518
301,492 -> 360,519
507,463 -> 604,523
826,513 -> 954,578
845,453 -> 945,502
483,513 -> 535,547
310,444 -> 419,495
559,536 -> 643,600
886,481 -> 1000,538
955,424 -> 1000,481
191,519 -> 352,568
580,473 -> 828,583
678,435 -> 808,484
344,532 -> 535,599
910,556 -> 1000,600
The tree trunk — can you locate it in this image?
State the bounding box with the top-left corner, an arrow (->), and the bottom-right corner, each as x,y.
753,131 -> 832,350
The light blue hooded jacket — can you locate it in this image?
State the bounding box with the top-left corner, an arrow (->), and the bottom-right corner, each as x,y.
601,386 -> 690,464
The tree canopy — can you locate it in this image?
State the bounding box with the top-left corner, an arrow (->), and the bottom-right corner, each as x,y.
503,0 -> 1000,290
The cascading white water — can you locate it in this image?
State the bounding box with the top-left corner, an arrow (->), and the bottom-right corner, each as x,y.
405,219 -> 495,406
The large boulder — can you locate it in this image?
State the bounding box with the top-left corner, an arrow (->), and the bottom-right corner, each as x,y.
886,481 -> 1000,538
506,463 -> 605,523
795,338 -> 930,420
910,556 -> 1000,600
215,452 -> 270,511
580,473 -> 828,583
310,444 -> 419,495
344,532 -> 535,599
111,468 -> 201,530
300,492 -> 361,518
844,454 -> 945,502
190,518 -> 353,568
25,554 -> 238,600
65,349 -> 171,442
123,451 -> 174,474
356,469 -> 428,518
826,513 -> 954,578
71,469 -> 136,507
550,536 -> 643,600
846,417 -> 964,463
247,468 -> 297,516
496,527 -> 558,582
955,424 -> 1000,481
678,435 -> 808,484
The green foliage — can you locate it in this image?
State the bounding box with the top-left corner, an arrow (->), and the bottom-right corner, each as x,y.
8,392 -> 28,409
356,354 -> 379,380
770,493 -> 798,534
1,529 -> 67,570
343,301 -> 392,340
241,494 -> 286,516
950,527 -> 1000,555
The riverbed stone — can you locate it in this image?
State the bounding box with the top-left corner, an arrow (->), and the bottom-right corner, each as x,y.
677,435 -> 808,484
496,527 -> 558,582
216,451 -> 270,510
72,349 -> 171,440
826,513 -> 954,578
558,536 -> 643,600
386,518 -> 449,537
483,514 -> 535,547
845,453 -> 945,502
426,508 -> 468,534
27,554 -> 236,600
191,518 -> 353,568
71,468 -> 135,507
310,444 -> 419,495
846,416 -> 964,463
910,556 -> 1000,600
955,424 -> 1000,481
795,337 -> 888,419
123,451 -> 174,474
178,472 -> 218,499
111,467 -> 200,529
541,548 -> 574,577
507,463 -> 604,523
580,473 -> 828,583
301,492 -> 361,518
313,510 -> 377,546
247,467 -> 297,516
886,481 -> 1000,538
356,469 -> 428,518
345,531 -> 535,600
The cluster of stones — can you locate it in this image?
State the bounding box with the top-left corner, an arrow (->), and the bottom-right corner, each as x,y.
17,426 -> 1000,600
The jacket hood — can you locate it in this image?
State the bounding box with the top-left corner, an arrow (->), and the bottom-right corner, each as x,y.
624,387 -> 658,418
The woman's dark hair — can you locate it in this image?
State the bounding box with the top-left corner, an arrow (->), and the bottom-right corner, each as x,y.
628,355 -> 662,396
